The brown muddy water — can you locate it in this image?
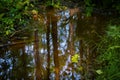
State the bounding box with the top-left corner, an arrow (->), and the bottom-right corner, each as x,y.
0,7 -> 109,80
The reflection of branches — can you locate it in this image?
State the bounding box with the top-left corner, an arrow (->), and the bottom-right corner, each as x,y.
10,26 -> 31,38
61,16 -> 73,27
0,41 -> 26,48
51,21 -> 60,80
10,29 -> 23,38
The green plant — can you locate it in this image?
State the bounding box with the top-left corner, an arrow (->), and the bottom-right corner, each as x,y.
96,25 -> 120,80
84,0 -> 94,17
0,0 -> 32,41
45,0 -> 61,9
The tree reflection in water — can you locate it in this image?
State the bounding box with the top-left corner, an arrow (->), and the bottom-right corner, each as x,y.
0,43 -> 34,80
34,29 -> 42,80
0,7 -> 109,80
46,5 -> 60,80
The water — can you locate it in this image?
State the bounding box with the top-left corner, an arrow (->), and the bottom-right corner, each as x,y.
0,7 -> 109,80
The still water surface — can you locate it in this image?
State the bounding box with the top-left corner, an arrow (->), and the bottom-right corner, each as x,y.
0,8 -> 109,80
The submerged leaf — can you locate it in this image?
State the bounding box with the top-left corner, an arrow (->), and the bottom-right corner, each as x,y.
79,66 -> 83,71
71,54 -> 79,63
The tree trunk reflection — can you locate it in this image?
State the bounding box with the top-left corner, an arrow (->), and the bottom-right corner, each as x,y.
34,29 -> 41,80
51,11 -> 60,80
46,16 -> 50,80
46,6 -> 60,80
21,45 -> 27,80
79,40 -> 84,80
70,8 -> 75,80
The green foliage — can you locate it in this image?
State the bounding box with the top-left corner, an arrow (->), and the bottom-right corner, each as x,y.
45,0 -> 61,9
96,25 -> 120,80
114,5 -> 120,13
83,0 -> 120,16
45,0 -> 56,6
85,6 -> 93,17
0,0 -> 32,41
84,0 -> 94,17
